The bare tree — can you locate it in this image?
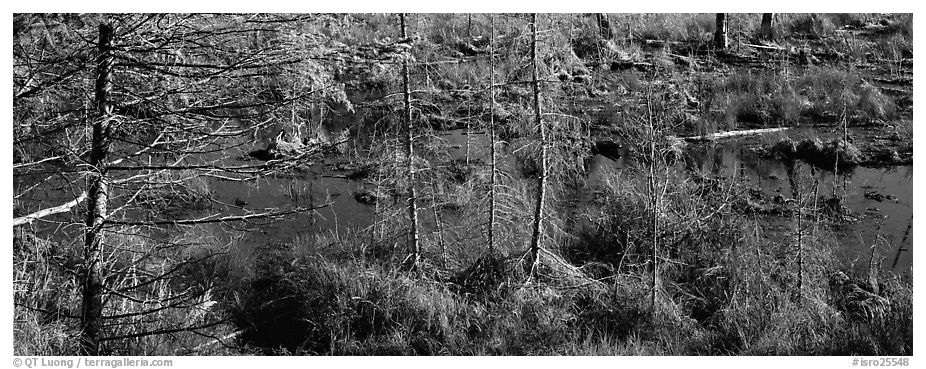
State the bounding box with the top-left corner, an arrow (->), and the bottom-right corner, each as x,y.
647,94 -> 660,313
595,13 -> 612,40
528,13 -> 549,279
714,13 -> 728,49
637,81 -> 672,314
400,13 -> 421,271
14,14 -> 343,354
487,15 -> 498,256
760,13 -> 775,41
79,20 -> 115,355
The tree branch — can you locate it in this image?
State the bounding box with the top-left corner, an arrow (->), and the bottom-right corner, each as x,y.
99,318 -> 229,342
107,203 -> 332,226
13,191 -> 88,227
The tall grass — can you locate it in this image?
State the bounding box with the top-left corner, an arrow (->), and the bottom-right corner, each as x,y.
13,224 -> 242,355
13,229 -> 82,355
699,67 -> 895,130
216,141 -> 911,355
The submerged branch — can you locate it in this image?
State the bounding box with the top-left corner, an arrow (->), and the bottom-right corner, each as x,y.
107,203 -> 332,226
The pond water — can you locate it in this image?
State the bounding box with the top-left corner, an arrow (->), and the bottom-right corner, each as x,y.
194,127 -> 491,243
586,127 -> 913,274
17,122 -> 911,276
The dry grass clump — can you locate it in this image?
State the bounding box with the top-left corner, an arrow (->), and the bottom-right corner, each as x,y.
769,137 -> 864,169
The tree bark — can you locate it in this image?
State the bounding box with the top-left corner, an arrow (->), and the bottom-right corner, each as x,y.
487,15 -> 497,256
675,127 -> 789,141
80,21 -> 115,356
596,13 -> 612,40
760,13 -> 775,41
646,90 -> 660,314
429,174 -> 447,268
528,13 -> 548,279
797,183 -> 804,300
400,13 -> 420,271
714,13 -> 728,49
13,191 -> 88,227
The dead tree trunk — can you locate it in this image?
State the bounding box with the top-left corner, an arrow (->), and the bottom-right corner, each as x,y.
840,100 -> 849,198
795,167 -> 806,301
714,13 -> 728,49
400,13 -> 420,271
465,106 -> 471,167
528,13 -> 548,279
645,88 -> 660,314
429,172 -> 447,268
80,21 -> 115,356
596,13 -> 612,40
487,15 -> 497,256
760,13 -> 775,41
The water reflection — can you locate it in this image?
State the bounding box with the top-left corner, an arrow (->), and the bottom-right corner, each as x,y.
586,133 -> 913,274
17,122 -> 912,274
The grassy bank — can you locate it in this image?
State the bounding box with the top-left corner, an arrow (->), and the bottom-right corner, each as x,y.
215,163 -> 911,355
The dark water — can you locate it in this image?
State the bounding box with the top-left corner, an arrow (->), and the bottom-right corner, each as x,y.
586,127 -> 913,274
181,119 -> 374,246
17,123 -> 911,274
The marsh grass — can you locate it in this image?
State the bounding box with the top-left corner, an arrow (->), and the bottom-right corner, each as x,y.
14,224 -> 241,355
701,68 -> 895,130
14,230 -> 82,356
216,130 -> 912,355
769,137 -> 864,170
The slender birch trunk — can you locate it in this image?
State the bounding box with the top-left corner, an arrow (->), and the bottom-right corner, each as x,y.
80,21 -> 115,355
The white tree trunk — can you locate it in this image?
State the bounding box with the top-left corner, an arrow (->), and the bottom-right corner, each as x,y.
400,13 -> 420,271
528,13 -> 548,279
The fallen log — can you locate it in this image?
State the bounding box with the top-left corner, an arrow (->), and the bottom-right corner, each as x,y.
743,43 -> 787,52
668,53 -> 698,68
672,127 -> 790,142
